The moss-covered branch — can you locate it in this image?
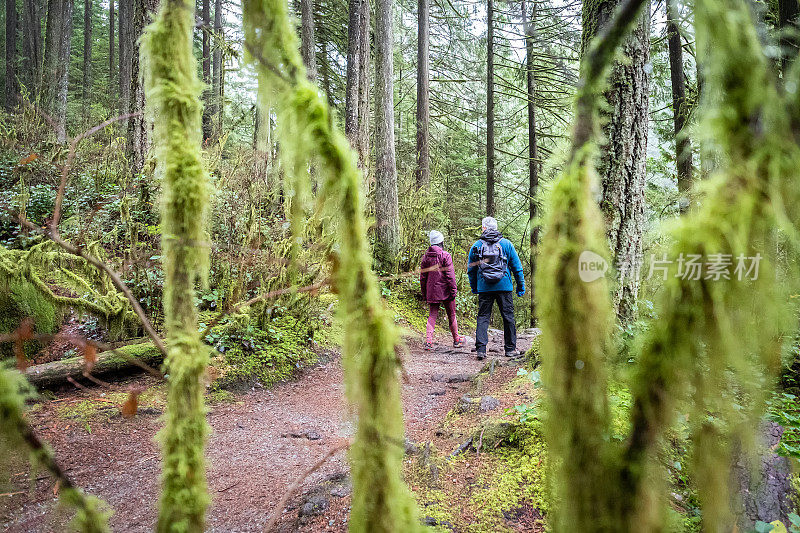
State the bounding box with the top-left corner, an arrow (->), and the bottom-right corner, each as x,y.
535,0 -> 647,529
142,0 -> 211,529
0,363 -> 110,532
242,0 -> 421,530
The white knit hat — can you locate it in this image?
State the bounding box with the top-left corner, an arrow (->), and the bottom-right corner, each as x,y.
429,230 -> 444,245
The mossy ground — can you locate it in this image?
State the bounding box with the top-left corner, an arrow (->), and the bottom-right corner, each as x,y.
405,361 -> 546,532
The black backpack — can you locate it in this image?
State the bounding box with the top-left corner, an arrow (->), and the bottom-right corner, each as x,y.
478,240 -> 508,282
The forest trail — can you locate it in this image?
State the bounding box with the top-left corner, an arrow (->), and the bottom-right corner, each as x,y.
0,330 -> 532,532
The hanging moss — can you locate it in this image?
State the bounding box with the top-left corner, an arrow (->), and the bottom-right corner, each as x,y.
141,0 -> 211,529
242,0 -> 422,530
537,0 -> 800,530
0,363 -> 110,531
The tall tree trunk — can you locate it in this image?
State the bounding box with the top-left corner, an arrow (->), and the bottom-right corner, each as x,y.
82,0 -> 91,117
582,0 -> 650,322
108,0 -> 113,99
779,0 -> 800,70
41,0 -> 61,107
211,0 -> 222,139
486,0 -> 495,216
22,0 -> 42,96
201,0 -> 210,139
300,0 -> 316,80
6,0 -> 19,109
414,0 -> 429,188
356,0 -> 369,170
374,0 -> 399,269
666,0 -> 692,211
118,0 -> 131,115
320,37 -> 332,105
127,0 -> 158,175
523,0 -> 538,327
254,71 -> 270,186
344,0 -> 361,145
142,0 -> 211,527
54,0 -> 72,143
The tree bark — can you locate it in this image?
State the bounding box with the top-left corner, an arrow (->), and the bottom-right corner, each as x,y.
374,0 -> 399,269
344,0 -> 361,145
356,0 -> 370,170
666,0 -> 692,211
6,0 -> 19,109
201,0 -> 210,139
523,0 -> 538,327
414,0 -> 429,188
41,0 -> 61,108
486,0 -> 495,216
108,0 -> 113,98
82,0 -> 91,117
22,0 -> 41,95
127,0 -> 158,175
300,0 -> 316,80
211,0 -> 222,139
54,0 -> 72,143
118,0 -> 131,115
582,0 -> 650,323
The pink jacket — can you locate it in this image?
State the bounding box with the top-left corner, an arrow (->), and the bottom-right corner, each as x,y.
420,246 -> 458,303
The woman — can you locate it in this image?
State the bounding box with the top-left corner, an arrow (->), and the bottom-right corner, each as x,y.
420,230 -> 463,350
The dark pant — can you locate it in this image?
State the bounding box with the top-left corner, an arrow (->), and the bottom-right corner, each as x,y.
475,291 -> 516,354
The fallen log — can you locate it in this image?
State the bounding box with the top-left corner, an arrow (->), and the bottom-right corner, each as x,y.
25,342 -> 162,388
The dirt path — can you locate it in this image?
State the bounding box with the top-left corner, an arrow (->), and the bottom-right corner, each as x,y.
0,331 -> 523,532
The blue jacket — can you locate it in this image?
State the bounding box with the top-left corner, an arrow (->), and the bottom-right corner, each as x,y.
467,230 -> 525,294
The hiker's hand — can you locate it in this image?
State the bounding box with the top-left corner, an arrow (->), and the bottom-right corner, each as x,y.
516,289 -> 525,297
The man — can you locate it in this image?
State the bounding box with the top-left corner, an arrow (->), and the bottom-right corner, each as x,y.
467,217 -> 525,360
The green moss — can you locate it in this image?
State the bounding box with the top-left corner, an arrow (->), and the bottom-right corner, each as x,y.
243,0 -> 422,529
206,315 -> 317,387
142,0 -> 211,528
0,363 -> 111,531
56,385 -> 165,425
0,243 -> 137,357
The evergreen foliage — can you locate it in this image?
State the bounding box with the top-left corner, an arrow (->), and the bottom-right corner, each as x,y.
242,0 -> 422,529
141,0 -> 211,528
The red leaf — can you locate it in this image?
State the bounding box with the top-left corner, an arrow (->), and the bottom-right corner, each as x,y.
121,392 -> 139,419
18,153 -> 38,166
82,344 -> 97,372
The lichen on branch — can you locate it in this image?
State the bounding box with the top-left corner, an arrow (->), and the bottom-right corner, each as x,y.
242,0 -> 421,530
141,0 -> 211,529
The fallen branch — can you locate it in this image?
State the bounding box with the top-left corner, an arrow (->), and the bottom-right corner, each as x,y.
263,441 -> 349,532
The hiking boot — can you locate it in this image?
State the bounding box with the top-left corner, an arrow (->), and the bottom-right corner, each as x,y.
504,350 -> 521,358
453,337 -> 464,348
424,342 -> 434,351
476,352 -> 486,361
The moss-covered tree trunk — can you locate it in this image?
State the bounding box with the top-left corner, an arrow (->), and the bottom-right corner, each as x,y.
142,0 -> 211,529
582,0 -> 650,322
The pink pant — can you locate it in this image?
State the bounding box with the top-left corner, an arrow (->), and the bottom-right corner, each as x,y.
426,299 -> 459,343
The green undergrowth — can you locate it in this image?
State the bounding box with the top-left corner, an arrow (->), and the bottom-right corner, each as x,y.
203,312 -> 319,389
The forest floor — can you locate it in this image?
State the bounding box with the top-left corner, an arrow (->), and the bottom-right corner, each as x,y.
0,323 -> 539,532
